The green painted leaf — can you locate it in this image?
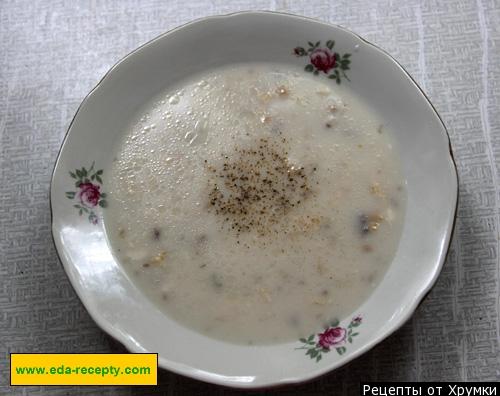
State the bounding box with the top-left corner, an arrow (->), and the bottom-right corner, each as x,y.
330,318 -> 340,327
328,74 -> 336,79
81,168 -> 87,176
65,192 -> 75,199
99,200 -> 107,208
343,53 -> 351,58
304,64 -> 314,72
342,65 -> 350,71
91,174 -> 95,180
306,349 -> 313,356
352,322 -> 360,327
307,334 -> 315,342
348,337 -> 352,343
79,209 -> 83,216
310,349 -> 318,358
316,354 -> 322,362
294,47 -> 306,56
299,338 -> 307,343
96,169 -> 103,175
351,332 -> 359,337
315,41 -> 320,47
334,52 -> 340,60
82,207 -> 89,213
69,172 -> 77,179
100,193 -> 107,198
76,169 -> 82,178
336,78 -> 341,85
326,40 -> 335,49
307,41 -> 314,47
313,70 -> 319,76
73,204 -> 81,209
88,212 -> 98,223
96,175 -> 103,184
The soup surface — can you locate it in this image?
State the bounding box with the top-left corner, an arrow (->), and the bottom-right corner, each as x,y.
105,63 -> 406,344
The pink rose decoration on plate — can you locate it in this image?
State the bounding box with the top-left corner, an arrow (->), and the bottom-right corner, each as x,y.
78,182 -> 101,207
310,48 -> 336,73
292,40 -> 352,84
296,315 -> 362,361
317,327 -> 346,349
66,162 -> 107,225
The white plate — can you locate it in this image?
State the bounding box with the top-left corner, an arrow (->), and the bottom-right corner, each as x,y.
50,11 -> 458,388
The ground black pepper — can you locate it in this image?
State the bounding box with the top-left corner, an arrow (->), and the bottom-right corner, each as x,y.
205,136 -> 314,236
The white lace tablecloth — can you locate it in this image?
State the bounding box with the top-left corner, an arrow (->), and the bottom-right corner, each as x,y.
1,0 -> 499,393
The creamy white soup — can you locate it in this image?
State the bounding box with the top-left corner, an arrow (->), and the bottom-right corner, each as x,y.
105,63 -> 406,345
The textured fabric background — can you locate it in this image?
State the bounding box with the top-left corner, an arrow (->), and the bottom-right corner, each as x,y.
1,0 -> 499,394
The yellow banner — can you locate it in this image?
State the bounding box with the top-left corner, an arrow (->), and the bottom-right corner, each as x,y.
10,353 -> 157,385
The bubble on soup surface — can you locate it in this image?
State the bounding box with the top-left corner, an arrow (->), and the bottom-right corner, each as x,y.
169,95 -> 180,105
